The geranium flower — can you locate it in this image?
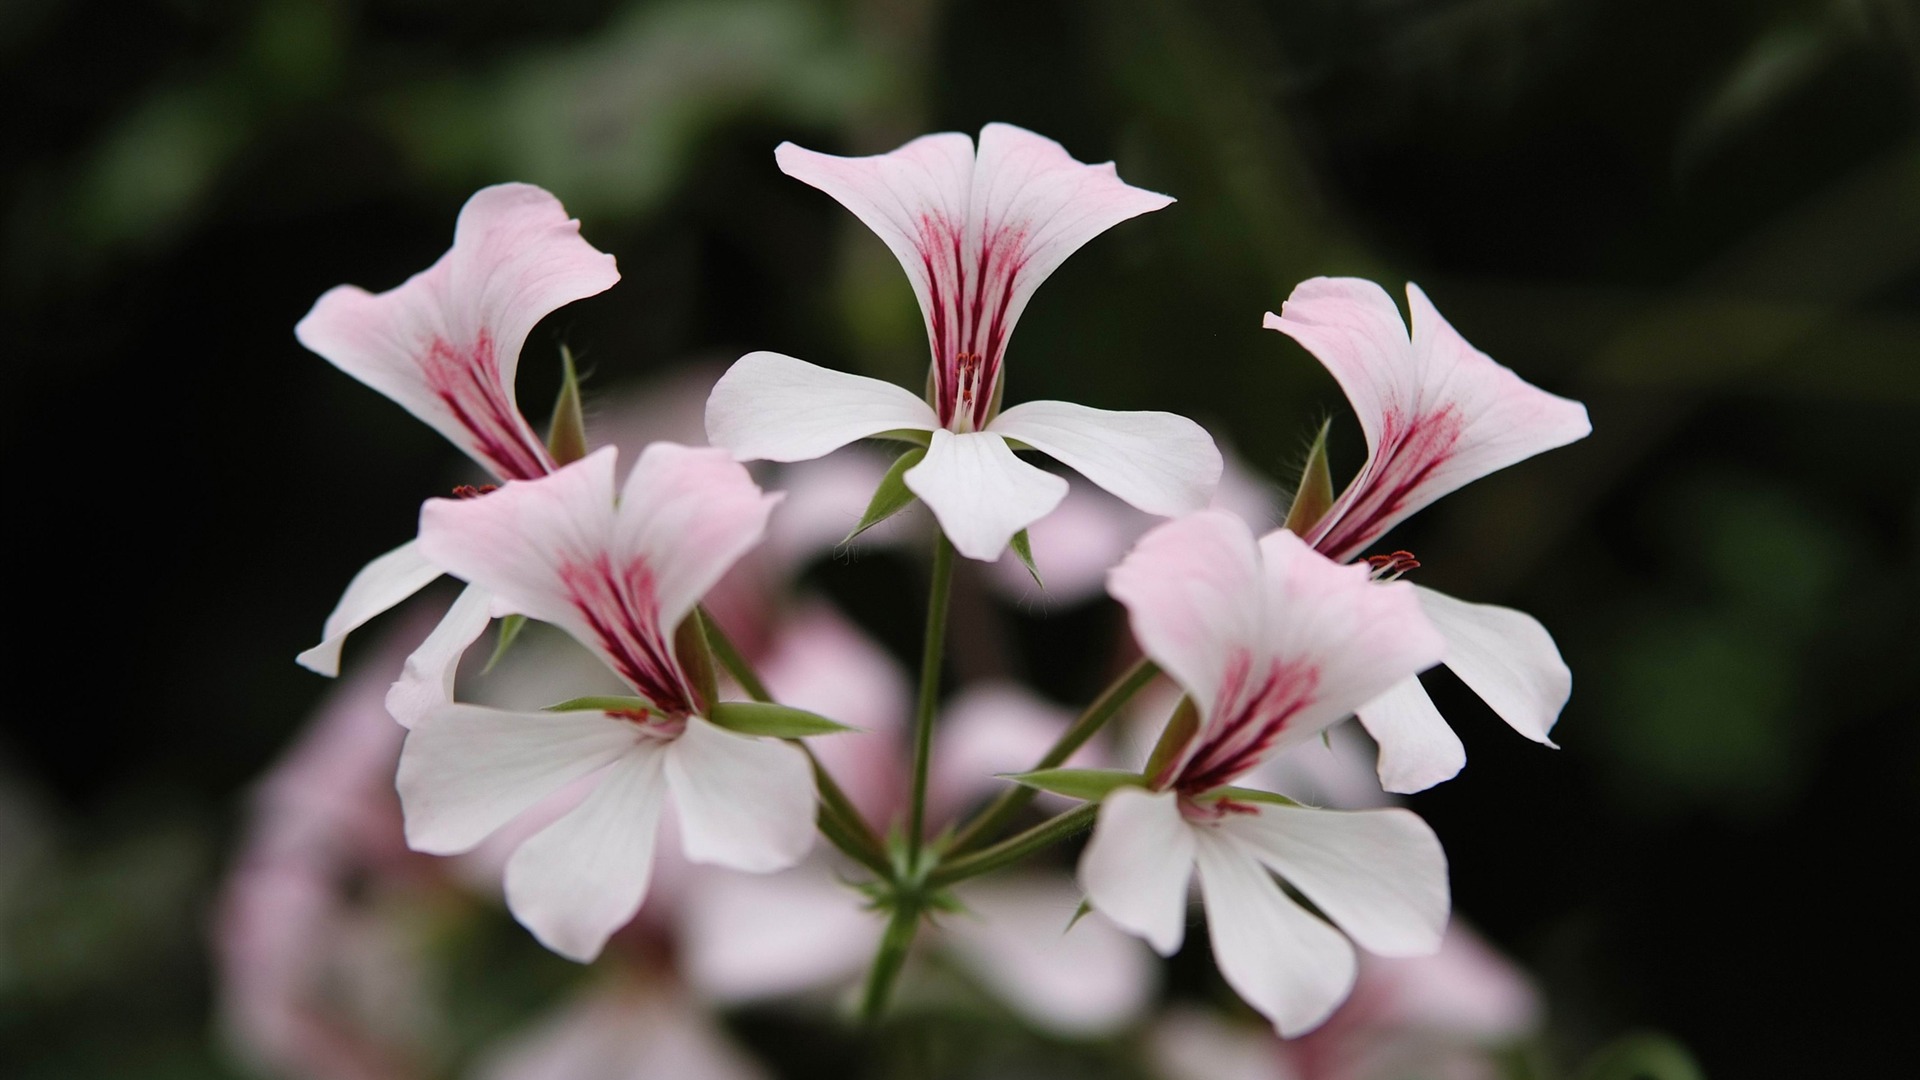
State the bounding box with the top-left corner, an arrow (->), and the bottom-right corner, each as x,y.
1265,278 -> 1592,792
397,443 -> 813,962
705,123 -> 1222,560
293,183 -> 618,727
1079,512 -> 1449,1037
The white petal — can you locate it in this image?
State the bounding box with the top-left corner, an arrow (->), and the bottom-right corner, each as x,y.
1078,787 -> 1195,956
384,583 -> 493,729
904,430 -> 1068,561
989,399 -> 1221,517
295,540 -> 443,675
705,352 -> 937,463
665,717 -> 815,873
1104,510 -> 1263,725
1355,676 -> 1467,794
1219,803 -> 1449,959
504,747 -> 667,962
1193,832 -> 1356,1038
396,704 -> 638,855
1417,585 -> 1570,746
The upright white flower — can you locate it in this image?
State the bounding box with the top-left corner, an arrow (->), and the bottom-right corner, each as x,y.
293,183 -> 618,727
705,123 -> 1223,560
398,443 -> 814,962
1079,512 -> 1450,1037
1266,278 -> 1593,792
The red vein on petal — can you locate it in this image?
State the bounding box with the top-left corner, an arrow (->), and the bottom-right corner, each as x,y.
1311,404 -> 1465,563
1174,649 -> 1320,794
559,554 -> 694,716
421,330 -> 554,482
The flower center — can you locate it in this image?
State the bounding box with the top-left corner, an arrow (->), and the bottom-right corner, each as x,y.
604,706 -> 687,741
1177,792 -> 1260,824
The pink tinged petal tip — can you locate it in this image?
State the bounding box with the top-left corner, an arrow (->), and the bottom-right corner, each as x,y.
1264,278 -> 1591,562
777,124 -> 1172,432
295,183 -> 618,481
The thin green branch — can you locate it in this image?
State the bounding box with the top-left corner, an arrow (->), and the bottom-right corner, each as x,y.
927,803 -> 1099,888
905,535 -> 955,869
859,899 -> 922,1024
699,605 -> 771,703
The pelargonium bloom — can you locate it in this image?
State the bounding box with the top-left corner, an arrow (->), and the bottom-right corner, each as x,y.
706,123 -> 1222,561
1080,512 -> 1450,1037
1265,279 -> 1592,792
397,443 -> 814,962
293,183 -> 618,726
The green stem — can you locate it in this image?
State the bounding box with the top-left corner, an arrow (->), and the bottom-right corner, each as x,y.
860,899 -> 922,1024
699,606 -> 771,703
945,658 -> 1158,855
905,535 -> 955,869
927,803 -> 1099,888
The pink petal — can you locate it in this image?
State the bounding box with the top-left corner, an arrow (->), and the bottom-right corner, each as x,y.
1416,585 -> 1570,747
474,981 -> 771,1080
1354,675 -> 1468,794
295,184 -> 617,481
384,583 -> 493,729
1078,787 -> 1195,956
678,861 -> 878,1003
903,430 -> 1068,561
1217,804 -> 1449,959
503,747 -> 668,962
612,442 -> 785,636
930,682 -> 1085,824
989,399 -> 1221,517
1263,279 -> 1590,561
705,351 -> 938,463
295,540 -> 443,676
664,717 -> 814,873
1193,832 -> 1357,1038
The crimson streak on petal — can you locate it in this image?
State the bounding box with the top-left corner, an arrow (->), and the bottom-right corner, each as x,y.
918,213 -> 1030,432
559,554 -> 694,717
1173,650 -> 1321,795
1309,405 -> 1464,563
421,330 -> 554,482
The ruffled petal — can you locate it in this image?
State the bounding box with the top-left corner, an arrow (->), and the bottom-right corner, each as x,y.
1078,787 -> 1195,956
384,583 -> 493,729
1354,675 -> 1467,794
1263,279 -> 1589,560
705,352 -> 938,463
665,717 -> 814,873
613,442 -> 784,635
295,540 -> 443,676
1193,832 -> 1356,1038
903,430 -> 1068,561
503,747 -> 668,962
397,704 -> 640,855
295,184 -> 616,480
989,400 -> 1221,517
1217,803 -> 1449,959
1106,510 -> 1264,731
1417,585 -> 1570,746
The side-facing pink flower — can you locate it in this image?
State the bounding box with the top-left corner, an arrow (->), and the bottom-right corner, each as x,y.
1079,512 -> 1449,1037
706,123 -> 1222,561
293,184 -> 618,726
1265,279 -> 1592,792
397,443 -> 813,962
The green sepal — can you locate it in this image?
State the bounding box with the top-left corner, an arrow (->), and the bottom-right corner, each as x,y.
1009,529 -> 1042,587
1143,696 -> 1201,785
1282,418 -> 1335,535
706,701 -> 858,738
481,614 -> 527,674
674,610 -> 720,715
546,345 -> 589,466
1001,767 -> 1146,802
869,428 -> 931,446
844,446 -> 925,543
1208,786 -> 1302,807
1063,898 -> 1095,932
547,695 -> 652,713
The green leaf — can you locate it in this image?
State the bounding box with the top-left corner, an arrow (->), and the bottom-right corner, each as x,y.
843,446 -> 925,543
1001,768 -> 1146,802
1143,696 -> 1200,784
869,428 -> 931,446
1282,418 -> 1335,535
675,610 -> 719,714
706,701 -> 857,738
546,345 -> 589,466
1210,786 -> 1302,807
481,614 -> 527,674
1010,529 -> 1042,587
1576,1034 -> 1705,1080
547,695 -> 652,713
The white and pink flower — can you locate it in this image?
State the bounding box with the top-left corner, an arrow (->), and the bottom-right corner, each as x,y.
1079,512 -> 1450,1037
705,123 -> 1222,561
397,443 -> 814,962
293,183 -> 618,729
1265,278 -> 1592,792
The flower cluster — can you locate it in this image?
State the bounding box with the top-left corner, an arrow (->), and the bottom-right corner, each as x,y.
288,122 -> 1589,1043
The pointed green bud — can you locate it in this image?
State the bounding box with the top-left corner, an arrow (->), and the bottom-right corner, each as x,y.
675,610 -> 720,715
546,344 -> 589,466
1010,529 -> 1042,587
1064,898 -> 1095,932
844,446 -> 925,543
481,613 -> 527,674
706,701 -> 858,738
1001,767 -> 1146,802
1282,418 -> 1335,535
1143,696 -> 1201,785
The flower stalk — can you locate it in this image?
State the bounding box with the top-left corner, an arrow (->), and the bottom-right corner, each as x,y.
928,803 -> 1099,889
905,534 -> 955,868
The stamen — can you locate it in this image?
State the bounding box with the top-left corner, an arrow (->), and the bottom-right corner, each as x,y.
956,351 -> 984,408
1178,793 -> 1261,823
452,484 -> 499,500
605,706 -> 686,740
1366,549 -> 1421,581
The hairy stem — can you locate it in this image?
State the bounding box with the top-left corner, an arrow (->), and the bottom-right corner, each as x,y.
860,899 -> 922,1024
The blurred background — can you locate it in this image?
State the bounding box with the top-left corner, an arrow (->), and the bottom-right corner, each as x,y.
3,0 -> 1916,1076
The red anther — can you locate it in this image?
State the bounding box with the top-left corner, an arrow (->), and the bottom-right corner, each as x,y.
1365,549 -> 1421,579
956,351 -> 983,405
605,707 -> 653,722
452,483 -> 500,500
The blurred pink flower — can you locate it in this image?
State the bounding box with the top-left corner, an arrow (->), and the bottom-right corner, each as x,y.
472,976 -> 770,1080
